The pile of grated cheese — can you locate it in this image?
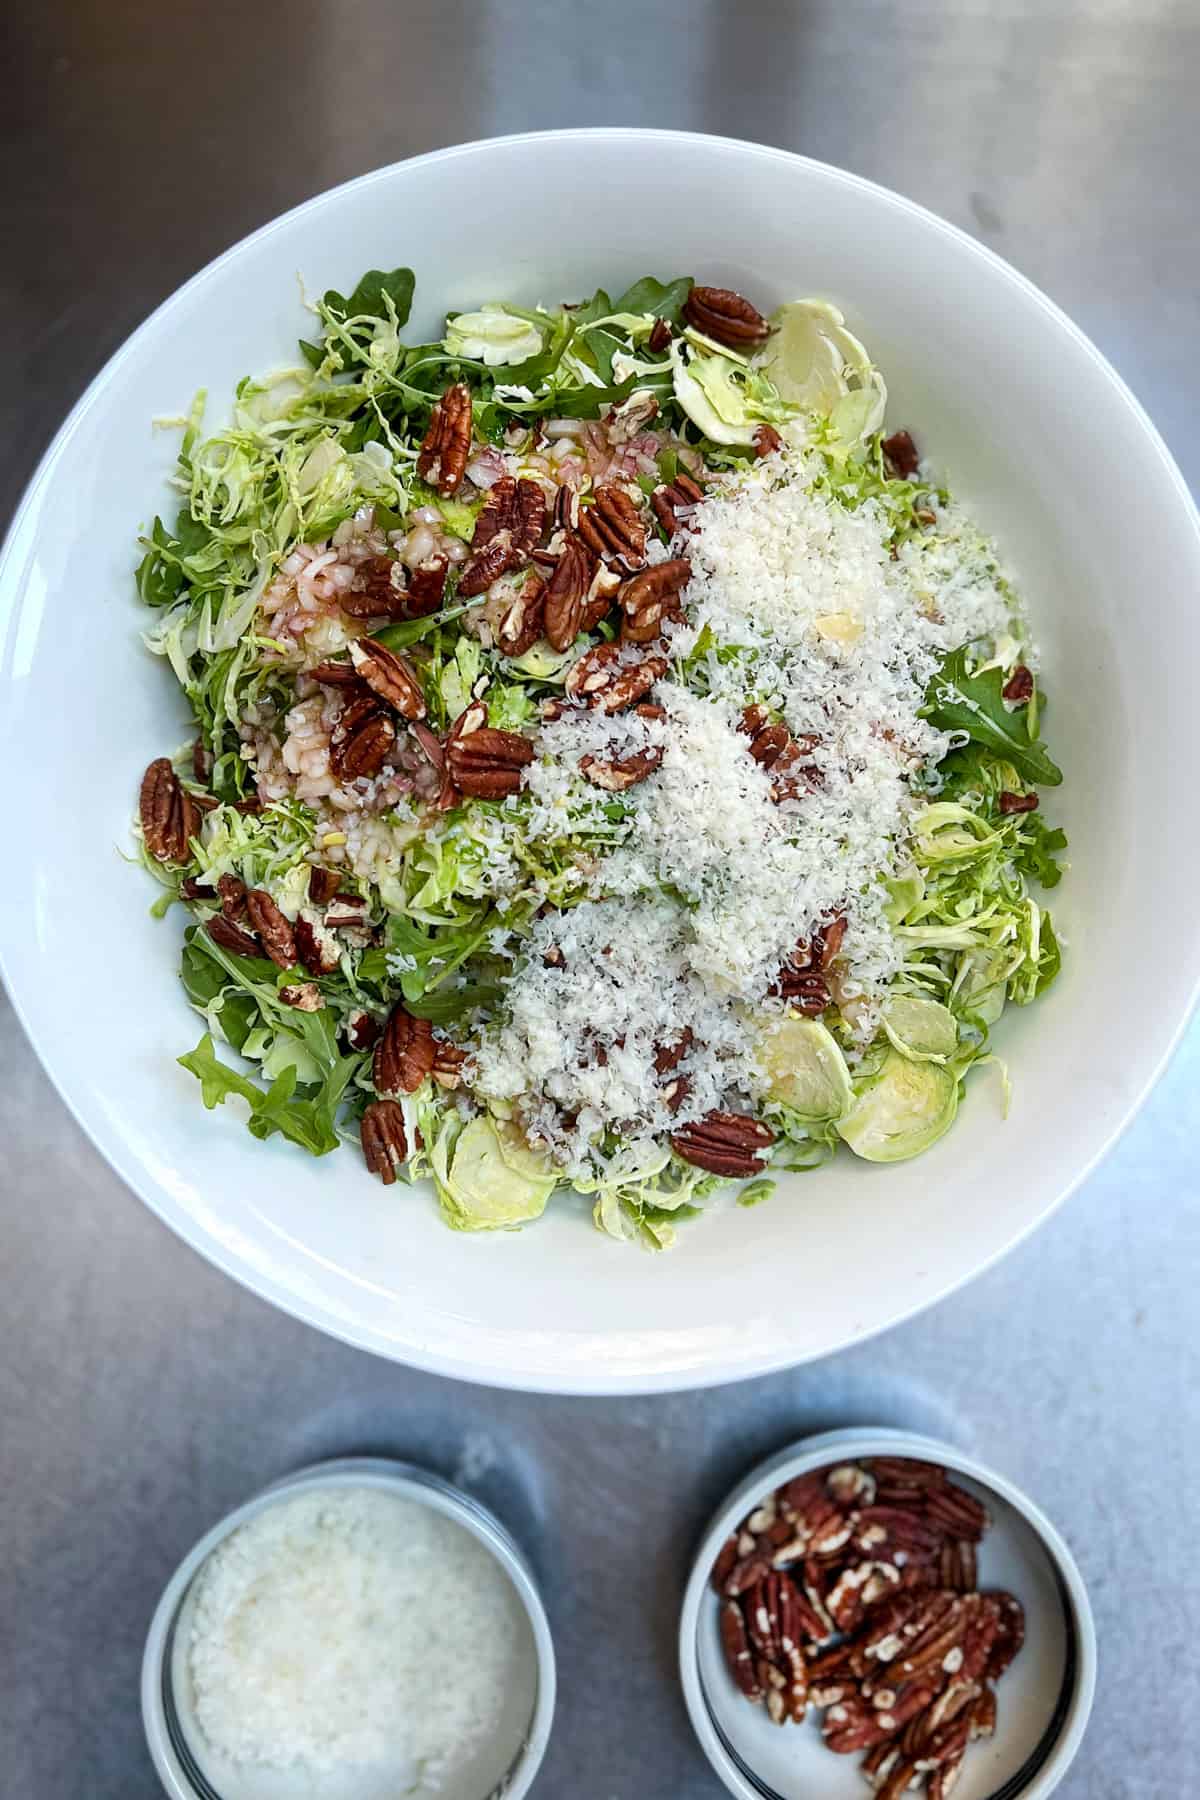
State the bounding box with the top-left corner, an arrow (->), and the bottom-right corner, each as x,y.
183,1487 -> 525,1795
472,445 -> 1020,1173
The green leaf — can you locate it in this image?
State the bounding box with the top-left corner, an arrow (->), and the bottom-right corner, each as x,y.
570,287 -> 614,327
612,275 -> 693,323
1013,814 -> 1069,889
178,1032 -> 344,1156
298,338 -> 324,369
324,266 -> 415,328
923,649 -> 1063,787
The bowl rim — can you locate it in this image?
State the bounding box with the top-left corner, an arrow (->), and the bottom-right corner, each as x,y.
3,128 -> 1200,1392
678,1426 -> 1097,1800
140,1454 -> 557,1800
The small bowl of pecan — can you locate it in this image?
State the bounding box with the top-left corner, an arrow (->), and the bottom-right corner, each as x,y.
679,1429 -> 1095,1800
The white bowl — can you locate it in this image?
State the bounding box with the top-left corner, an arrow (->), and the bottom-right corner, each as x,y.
2,130 -> 1199,1392
679,1428 -> 1096,1800
142,1457 -> 556,1800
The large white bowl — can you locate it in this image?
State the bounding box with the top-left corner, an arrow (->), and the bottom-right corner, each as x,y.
3,130 -> 1198,1393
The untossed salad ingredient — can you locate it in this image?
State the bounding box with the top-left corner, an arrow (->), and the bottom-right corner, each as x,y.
711,1457 -> 1024,1798
180,1486 -> 526,1795
134,267 -> 1066,1245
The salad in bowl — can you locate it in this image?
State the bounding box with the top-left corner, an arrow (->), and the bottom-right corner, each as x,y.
134,266 -> 1065,1247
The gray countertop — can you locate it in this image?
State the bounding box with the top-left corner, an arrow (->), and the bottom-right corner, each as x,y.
3,3 -> 1197,1795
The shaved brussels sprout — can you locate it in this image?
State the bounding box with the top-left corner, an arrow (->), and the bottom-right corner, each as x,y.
444,304 -> 544,367
758,1015 -> 854,1121
436,1115 -> 556,1230
837,1051 -> 958,1162
883,995 -> 960,1062
755,299 -> 887,445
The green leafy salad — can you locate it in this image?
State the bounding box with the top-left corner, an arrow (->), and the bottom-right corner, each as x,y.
134,268 -> 1066,1247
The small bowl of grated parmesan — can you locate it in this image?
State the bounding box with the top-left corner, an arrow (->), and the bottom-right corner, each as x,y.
141,1458 -> 555,1800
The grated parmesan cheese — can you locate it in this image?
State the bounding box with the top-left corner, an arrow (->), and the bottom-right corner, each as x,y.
177,1487 -> 528,1799
472,446 -> 1026,1172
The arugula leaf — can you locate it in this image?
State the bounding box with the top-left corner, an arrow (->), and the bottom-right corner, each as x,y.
323,267 -> 415,328
923,649 -> 1063,787
612,275 -> 693,323
1013,815 -> 1069,889
178,1033 -> 342,1155
570,287 -> 614,327
298,337 -> 324,369
545,376 -> 637,420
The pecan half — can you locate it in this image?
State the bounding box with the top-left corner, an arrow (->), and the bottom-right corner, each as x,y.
922,1483 -> 989,1542
683,285 -> 771,347
619,558 -> 691,643
671,1109 -> 774,1177
206,915 -> 261,957
348,637 -> 427,720
580,746 -> 663,792
438,700 -> 487,809
497,570 -> 546,658
406,553 -> 450,616
754,424 -> 784,458
294,916 -> 340,976
279,981 -> 323,1011
345,1009 -> 381,1051
217,873 -> 248,922
308,866 -> 342,904
1002,663 -> 1034,704
431,1039 -> 469,1090
998,790 -> 1038,815
139,758 -> 198,864
308,658 -> 364,686
564,643 -> 667,713
360,1099 -> 409,1185
543,536 -> 595,650
180,877 -> 215,902
775,960 -> 832,1015
245,888 -> 297,968
580,559 -> 622,631
374,1004 -> 435,1095
650,471 -> 704,539
577,484 -> 647,568
330,694 -> 396,780
720,1600 -> 762,1701
647,317 -> 672,353
882,429 -> 920,479
459,475 -> 546,596
740,705 -> 821,802
417,382 -> 472,495
447,725 -> 534,799
342,555 -> 409,620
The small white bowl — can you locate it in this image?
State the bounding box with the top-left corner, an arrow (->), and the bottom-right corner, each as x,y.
142,1457 -> 556,1800
680,1428 -> 1096,1800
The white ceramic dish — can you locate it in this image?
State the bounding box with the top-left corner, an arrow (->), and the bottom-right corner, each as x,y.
2,129 -> 1199,1392
679,1428 -> 1096,1800
141,1456 -> 555,1800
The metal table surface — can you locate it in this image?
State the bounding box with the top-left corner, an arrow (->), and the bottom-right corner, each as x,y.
3,3 -> 1197,1796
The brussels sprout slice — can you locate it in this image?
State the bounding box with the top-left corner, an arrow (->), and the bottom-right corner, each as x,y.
883,995 -> 960,1062
758,1015 -> 854,1121
912,802 -> 999,863
669,341 -> 786,446
883,870 -> 925,924
444,304 -> 544,367
755,300 -> 887,444
955,949 -> 1013,1026
506,641 -> 574,681
837,1051 -> 958,1162
439,1115 -> 556,1230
